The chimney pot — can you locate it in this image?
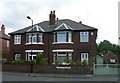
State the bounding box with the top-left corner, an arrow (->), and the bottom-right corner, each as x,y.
79,21 -> 82,24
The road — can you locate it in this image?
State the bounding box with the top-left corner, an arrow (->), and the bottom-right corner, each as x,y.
2,72 -> 120,83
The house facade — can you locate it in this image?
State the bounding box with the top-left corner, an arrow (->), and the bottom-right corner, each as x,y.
104,51 -> 118,64
0,25 -> 10,60
9,11 -> 98,64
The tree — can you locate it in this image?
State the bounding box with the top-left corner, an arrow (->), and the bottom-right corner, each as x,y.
97,40 -> 120,59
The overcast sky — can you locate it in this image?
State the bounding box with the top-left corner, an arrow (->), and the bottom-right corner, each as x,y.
0,0 -> 119,44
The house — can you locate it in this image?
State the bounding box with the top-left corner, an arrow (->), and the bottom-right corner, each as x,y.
104,51 -> 118,64
9,11 -> 98,65
0,24 -> 10,61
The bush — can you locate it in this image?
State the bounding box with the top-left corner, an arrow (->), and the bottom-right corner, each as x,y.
35,54 -> 48,65
10,60 -> 35,65
71,61 -> 82,66
82,60 -> 88,66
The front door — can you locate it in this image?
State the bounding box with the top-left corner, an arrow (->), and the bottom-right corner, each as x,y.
81,53 -> 89,62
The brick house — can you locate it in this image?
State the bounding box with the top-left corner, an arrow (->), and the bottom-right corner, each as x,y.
9,11 -> 98,65
104,51 -> 118,64
0,25 -> 10,60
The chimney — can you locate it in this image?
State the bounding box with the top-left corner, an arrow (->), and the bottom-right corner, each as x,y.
1,24 -> 5,33
79,21 -> 82,24
49,10 -> 56,25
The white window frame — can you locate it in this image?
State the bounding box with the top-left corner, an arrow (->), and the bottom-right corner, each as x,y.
7,40 -> 9,47
32,33 -> 37,44
14,35 -> 21,44
68,32 -> 72,42
15,54 -> 21,60
110,58 -> 115,63
26,33 -> 43,45
81,53 -> 89,62
38,33 -> 43,43
80,32 -> 89,42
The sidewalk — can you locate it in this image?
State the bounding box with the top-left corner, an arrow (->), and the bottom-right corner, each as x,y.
2,71 -> 119,78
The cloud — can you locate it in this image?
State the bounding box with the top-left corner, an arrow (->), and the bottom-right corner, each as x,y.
0,0 -> 119,44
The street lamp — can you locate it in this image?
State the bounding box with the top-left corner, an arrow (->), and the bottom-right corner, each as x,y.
27,16 -> 33,73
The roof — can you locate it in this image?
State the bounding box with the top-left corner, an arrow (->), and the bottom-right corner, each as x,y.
0,31 -> 10,40
9,19 -> 98,35
104,51 -> 118,58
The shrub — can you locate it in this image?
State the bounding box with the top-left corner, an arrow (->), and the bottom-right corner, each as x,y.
35,54 -> 48,65
10,60 -> 35,65
72,61 -> 82,66
82,60 -> 88,66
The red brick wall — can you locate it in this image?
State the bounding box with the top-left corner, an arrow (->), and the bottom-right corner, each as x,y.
2,64 -> 92,74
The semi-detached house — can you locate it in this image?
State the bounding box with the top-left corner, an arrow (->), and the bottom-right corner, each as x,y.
9,11 -> 98,64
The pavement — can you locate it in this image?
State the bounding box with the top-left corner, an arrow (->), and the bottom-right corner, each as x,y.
1,71 -> 120,82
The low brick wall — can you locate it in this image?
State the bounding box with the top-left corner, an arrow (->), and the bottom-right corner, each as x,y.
2,64 -> 31,73
2,64 -> 92,74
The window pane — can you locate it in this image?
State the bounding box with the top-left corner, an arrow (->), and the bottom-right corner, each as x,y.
68,53 -> 72,61
38,33 -> 42,43
14,35 -> 21,44
15,54 -> 20,60
32,34 -> 37,43
57,32 -> 66,42
80,32 -> 89,42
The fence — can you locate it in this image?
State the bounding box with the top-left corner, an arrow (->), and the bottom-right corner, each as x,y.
93,64 -> 120,75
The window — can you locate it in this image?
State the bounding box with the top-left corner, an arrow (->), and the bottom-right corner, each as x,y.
57,32 -> 66,42
110,58 -> 115,63
38,33 -> 42,43
26,33 -> 43,44
7,41 -> 9,47
53,31 -> 72,43
81,53 -> 89,62
14,35 -> 21,44
53,52 -> 72,65
15,54 -> 21,60
80,32 -> 89,42
32,34 -> 37,43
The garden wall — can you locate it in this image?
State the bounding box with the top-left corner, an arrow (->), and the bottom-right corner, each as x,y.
2,64 -> 92,74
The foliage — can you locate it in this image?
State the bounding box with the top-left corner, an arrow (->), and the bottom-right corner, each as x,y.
97,40 -> 120,58
10,60 -> 35,64
35,54 -> 48,65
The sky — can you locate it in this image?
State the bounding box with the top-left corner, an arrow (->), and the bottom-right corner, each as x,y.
0,0 -> 119,44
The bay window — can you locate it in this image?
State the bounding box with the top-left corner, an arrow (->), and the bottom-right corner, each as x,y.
57,32 -> 66,42
53,31 -> 72,43
26,33 -> 43,44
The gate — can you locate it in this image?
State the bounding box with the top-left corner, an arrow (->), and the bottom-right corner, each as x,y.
93,64 -> 120,75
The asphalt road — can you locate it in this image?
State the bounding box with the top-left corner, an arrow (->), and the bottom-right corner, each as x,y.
2,72 -> 120,83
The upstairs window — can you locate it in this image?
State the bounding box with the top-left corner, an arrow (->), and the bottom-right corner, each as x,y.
80,32 -> 89,42
53,31 -> 72,43
26,33 -> 43,44
57,32 -> 66,42
14,35 -> 21,44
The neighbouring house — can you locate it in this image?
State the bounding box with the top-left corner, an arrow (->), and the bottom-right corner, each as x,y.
9,11 -> 98,65
104,51 -> 118,64
0,25 -> 10,61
